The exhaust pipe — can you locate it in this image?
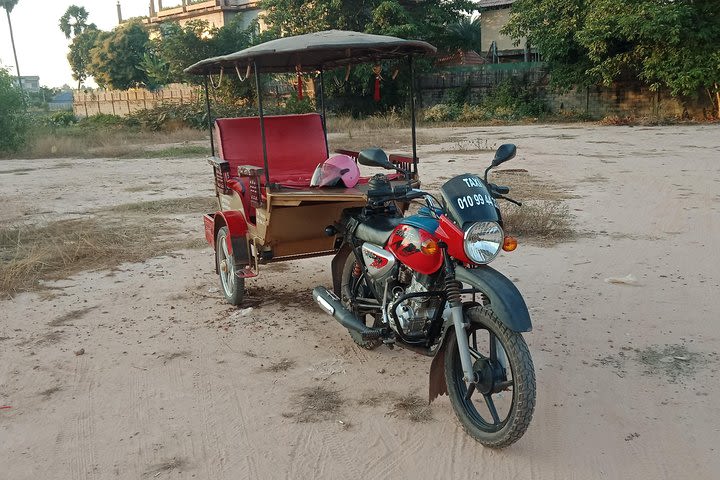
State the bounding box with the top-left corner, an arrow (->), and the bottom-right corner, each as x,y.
312,287 -> 383,339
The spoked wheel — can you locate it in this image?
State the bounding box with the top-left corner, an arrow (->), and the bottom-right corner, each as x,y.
215,226 -> 245,306
340,254 -> 383,350
444,305 -> 535,448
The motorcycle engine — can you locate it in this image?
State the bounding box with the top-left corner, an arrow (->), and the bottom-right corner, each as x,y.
387,266 -> 442,335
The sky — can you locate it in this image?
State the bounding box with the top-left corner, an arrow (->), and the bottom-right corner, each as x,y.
0,0 -> 180,88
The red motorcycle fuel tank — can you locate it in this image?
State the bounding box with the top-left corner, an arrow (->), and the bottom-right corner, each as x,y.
386,216 -> 443,275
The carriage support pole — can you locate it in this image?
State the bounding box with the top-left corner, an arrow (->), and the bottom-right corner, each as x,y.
204,75 -> 215,157
409,55 -> 418,175
254,61 -> 271,185
319,68 -> 329,157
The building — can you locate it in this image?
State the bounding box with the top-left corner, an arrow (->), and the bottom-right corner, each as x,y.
48,91 -> 74,111
479,0 -> 534,63
145,0 -> 261,30
16,75 -> 40,93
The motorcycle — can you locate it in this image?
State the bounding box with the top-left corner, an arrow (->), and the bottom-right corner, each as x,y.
313,144 -> 536,448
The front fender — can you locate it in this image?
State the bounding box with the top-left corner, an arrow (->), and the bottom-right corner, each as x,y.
455,265 -> 532,333
428,265 -> 532,403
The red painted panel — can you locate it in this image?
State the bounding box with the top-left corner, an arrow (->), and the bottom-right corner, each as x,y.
203,214 -> 215,247
215,113 -> 328,187
435,215 -> 470,264
387,225 -> 443,275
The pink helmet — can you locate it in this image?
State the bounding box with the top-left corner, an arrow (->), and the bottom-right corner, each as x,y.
310,154 -> 360,188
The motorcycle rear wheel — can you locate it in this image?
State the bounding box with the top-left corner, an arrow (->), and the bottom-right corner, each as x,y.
444,305 -> 535,448
340,254 -> 383,350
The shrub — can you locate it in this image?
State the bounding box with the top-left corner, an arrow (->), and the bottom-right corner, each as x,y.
423,103 -> 461,122
46,111 -> 78,128
0,68 -> 30,154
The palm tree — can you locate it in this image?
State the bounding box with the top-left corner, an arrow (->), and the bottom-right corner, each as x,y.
447,15 -> 482,53
59,5 -> 92,39
0,0 -> 22,93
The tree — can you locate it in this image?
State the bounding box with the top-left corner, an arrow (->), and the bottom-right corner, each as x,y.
151,20 -> 217,84
1,0 -> 22,94
68,27 -> 103,90
0,67 -> 29,153
88,21 -> 150,89
59,5 -> 94,39
502,0 -> 596,88
259,0 -> 376,37
446,15 -> 481,52
504,0 -> 720,116
577,0 -> 720,118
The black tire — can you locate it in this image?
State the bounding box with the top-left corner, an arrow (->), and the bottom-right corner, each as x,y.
340,253 -> 383,350
444,305 -> 535,448
215,226 -> 246,306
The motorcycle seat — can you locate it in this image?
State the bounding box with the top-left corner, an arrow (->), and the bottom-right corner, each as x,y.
355,216 -> 404,246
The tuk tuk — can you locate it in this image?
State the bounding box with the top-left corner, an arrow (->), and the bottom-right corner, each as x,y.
185,30 -> 436,304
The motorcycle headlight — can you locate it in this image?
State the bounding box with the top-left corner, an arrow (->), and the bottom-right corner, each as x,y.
464,222 -> 504,264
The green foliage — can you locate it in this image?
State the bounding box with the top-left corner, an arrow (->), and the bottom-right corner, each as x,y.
259,0 -> 377,37
0,0 -> 19,13
446,16 -> 481,52
0,67 -> 29,153
423,79 -> 548,123
44,111 -> 78,128
67,27 -> 102,88
127,101 -> 253,131
504,0 -> 720,116
281,94 -> 316,114
88,21 -> 150,89
151,20 -> 217,84
59,5 -> 94,39
366,1 -> 417,39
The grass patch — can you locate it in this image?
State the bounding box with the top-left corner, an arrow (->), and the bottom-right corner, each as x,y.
48,306 -> 97,327
484,170 -> 576,243
327,112 -> 412,152
107,196 -> 216,215
635,344 -> 706,383
12,128 -> 206,159
387,393 -> 433,423
290,386 -> 344,423
502,201 -> 575,243
265,358 -> 296,373
0,196 -> 214,297
132,145 -> 210,159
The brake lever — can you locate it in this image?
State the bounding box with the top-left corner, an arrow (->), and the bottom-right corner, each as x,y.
495,194 -> 522,206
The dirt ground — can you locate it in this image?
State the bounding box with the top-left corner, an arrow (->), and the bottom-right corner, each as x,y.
1,123 -> 719,479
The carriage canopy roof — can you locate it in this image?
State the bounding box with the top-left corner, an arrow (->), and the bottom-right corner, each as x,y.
184,30 -> 437,75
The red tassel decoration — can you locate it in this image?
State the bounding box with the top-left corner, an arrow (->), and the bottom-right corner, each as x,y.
296,65 -> 303,99
372,65 -> 382,102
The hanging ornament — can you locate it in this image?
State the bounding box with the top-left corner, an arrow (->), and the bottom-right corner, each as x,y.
372,65 -> 383,102
296,65 -> 303,99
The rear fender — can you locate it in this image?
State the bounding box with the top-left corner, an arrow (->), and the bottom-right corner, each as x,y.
331,244 -> 353,296
210,210 -> 249,273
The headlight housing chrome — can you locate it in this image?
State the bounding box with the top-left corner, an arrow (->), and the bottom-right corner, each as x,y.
463,221 -> 504,264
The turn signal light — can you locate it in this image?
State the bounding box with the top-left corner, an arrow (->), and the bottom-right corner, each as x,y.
502,236 -> 518,252
421,239 -> 439,256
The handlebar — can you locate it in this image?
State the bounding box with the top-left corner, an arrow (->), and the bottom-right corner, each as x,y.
488,183 -> 510,195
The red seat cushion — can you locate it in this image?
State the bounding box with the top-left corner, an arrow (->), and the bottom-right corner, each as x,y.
215,113 -> 328,187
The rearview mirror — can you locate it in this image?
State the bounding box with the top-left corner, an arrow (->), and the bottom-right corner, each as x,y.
492,144 -> 517,167
358,148 -> 394,170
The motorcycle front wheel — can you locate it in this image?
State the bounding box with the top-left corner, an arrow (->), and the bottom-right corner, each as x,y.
444,305 -> 536,448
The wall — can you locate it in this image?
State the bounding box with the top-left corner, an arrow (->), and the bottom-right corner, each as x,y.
481,8 -> 524,53
420,65 -> 714,119
73,84 -> 201,117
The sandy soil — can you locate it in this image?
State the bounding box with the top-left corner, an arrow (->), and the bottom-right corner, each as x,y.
1,123 -> 720,479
